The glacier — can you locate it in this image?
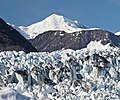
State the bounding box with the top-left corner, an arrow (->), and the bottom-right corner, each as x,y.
0,47 -> 120,100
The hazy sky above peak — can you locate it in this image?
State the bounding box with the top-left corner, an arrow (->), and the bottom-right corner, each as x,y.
0,0 -> 120,32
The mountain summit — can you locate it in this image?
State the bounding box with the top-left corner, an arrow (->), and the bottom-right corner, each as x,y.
27,14 -> 86,31
16,14 -> 98,39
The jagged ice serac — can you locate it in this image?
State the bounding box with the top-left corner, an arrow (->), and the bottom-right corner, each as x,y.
0,48 -> 120,100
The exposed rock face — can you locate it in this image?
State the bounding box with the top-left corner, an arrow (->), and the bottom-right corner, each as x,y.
0,18 -> 37,53
29,29 -> 120,52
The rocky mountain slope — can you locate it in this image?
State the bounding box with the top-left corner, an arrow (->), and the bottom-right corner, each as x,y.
29,29 -> 120,52
0,18 -> 37,52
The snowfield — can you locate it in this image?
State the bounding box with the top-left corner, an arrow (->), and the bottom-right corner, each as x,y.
0,47 -> 120,100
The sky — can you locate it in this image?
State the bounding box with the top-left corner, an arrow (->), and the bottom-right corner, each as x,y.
0,0 -> 120,33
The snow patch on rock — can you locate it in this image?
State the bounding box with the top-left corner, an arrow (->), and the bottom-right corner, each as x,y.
87,40 -> 112,51
115,31 -> 120,36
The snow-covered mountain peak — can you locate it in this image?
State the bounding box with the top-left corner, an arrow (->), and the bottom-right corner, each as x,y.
26,14 -> 86,38
13,14 -> 100,39
47,14 -> 86,28
28,14 -> 77,30
16,14 -> 89,39
28,13 -> 81,29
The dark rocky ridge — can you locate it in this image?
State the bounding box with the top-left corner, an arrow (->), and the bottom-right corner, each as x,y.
0,18 -> 37,53
29,30 -> 120,52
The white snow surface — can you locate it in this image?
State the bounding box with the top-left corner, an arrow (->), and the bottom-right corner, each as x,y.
0,87 -> 30,100
13,14 -> 100,39
87,40 -> 112,51
115,31 -> 120,36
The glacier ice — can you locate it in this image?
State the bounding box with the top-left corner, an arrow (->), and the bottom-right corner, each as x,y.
0,48 -> 120,99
